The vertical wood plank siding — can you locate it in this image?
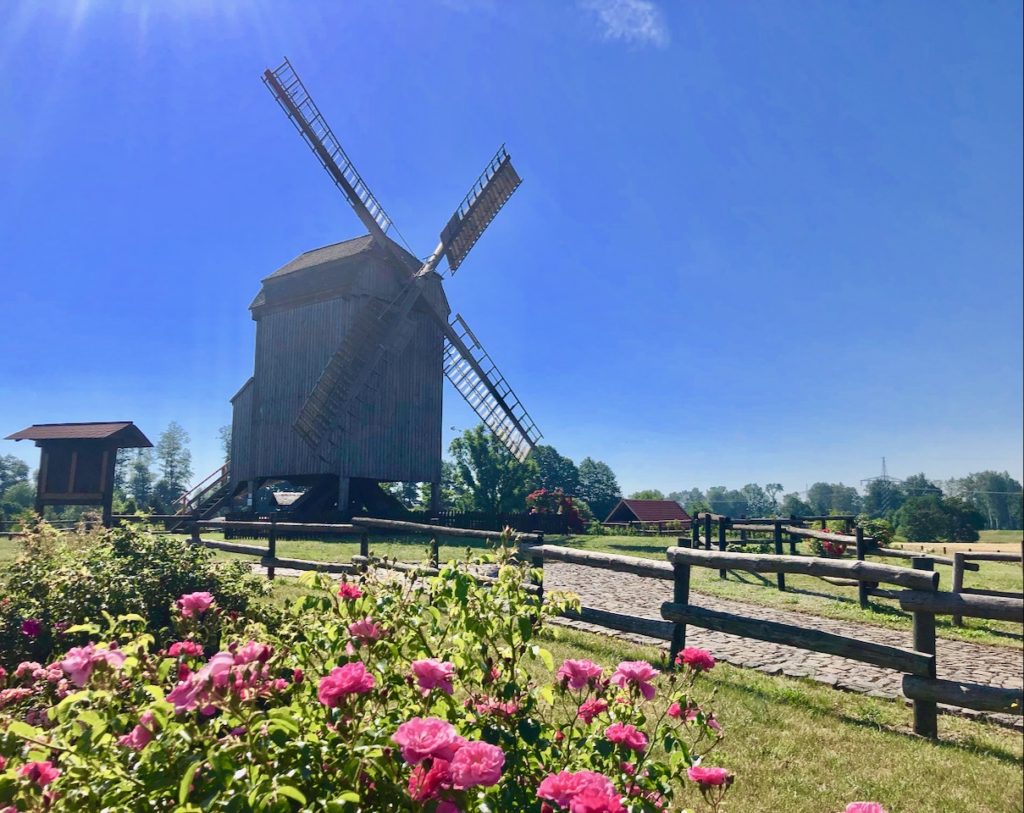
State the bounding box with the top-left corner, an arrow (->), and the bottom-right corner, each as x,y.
229,247 -> 443,489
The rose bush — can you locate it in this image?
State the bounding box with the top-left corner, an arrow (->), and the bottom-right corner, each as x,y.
0,532 -> 737,811
0,522 -> 271,670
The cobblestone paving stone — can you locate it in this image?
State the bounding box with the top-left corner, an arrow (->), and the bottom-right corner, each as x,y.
541,562 -> 1023,727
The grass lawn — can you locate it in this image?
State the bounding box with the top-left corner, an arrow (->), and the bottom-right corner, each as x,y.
535,625 -> 1023,813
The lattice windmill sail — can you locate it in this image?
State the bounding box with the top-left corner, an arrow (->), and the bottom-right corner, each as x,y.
261,58 -> 541,464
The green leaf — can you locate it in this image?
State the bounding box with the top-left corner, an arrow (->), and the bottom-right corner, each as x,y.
7,720 -> 44,740
276,785 -> 307,805
179,760 -> 201,804
534,646 -> 554,671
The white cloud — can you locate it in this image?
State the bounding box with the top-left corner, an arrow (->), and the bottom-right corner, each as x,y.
580,0 -> 670,48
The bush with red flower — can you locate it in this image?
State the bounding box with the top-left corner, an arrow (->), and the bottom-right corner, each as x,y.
0,530 -> 746,812
527,488 -> 587,533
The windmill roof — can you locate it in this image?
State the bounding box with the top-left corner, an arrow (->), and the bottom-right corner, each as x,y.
263,233 -> 420,282
5,422 -> 152,447
604,499 -> 691,524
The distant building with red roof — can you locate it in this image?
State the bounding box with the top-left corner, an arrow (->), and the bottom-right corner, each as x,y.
603,499 -> 691,528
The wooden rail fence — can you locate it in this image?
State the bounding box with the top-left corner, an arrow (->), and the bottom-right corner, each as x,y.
169,516 -> 1022,738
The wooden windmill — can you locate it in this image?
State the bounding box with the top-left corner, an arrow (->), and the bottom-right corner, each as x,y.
227,59 -> 541,516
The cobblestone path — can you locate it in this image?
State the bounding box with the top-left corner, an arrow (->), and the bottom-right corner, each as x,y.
542,561 -> 1023,724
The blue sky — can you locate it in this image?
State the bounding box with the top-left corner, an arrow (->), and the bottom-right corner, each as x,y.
1,0 -> 1021,496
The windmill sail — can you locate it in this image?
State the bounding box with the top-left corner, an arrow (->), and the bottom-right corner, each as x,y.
263,59 -> 394,242
440,146 -> 521,274
443,314 -> 541,461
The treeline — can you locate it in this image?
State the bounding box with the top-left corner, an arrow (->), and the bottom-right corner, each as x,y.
632,471 -> 1023,542
0,421 -> 210,521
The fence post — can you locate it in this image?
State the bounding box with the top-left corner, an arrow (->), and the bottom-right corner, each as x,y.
359,531 -> 369,559
773,521 -> 785,591
668,535 -> 692,667
951,553 -> 965,626
788,528 -> 798,555
717,518 -> 727,579
266,516 -> 277,581
856,526 -> 869,608
530,541 -> 545,604
703,514 -> 712,551
691,516 -> 699,549
190,522 -> 200,546
911,557 -> 938,738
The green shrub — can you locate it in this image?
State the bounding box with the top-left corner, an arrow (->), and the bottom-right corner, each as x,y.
0,523 -> 270,670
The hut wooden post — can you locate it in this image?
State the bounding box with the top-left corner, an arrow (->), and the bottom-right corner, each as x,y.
668,535 -> 692,667
951,553 -> 965,626
359,531 -> 369,559
429,519 -> 440,568
911,557 -> 938,738
190,522 -> 201,546
691,517 -> 700,549
773,521 -> 785,591
856,526 -> 869,608
266,516 -> 277,581
717,519 -> 728,579
703,514 -> 712,550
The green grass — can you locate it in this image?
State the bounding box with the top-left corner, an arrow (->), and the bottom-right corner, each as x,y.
978,529 -> 1024,546
534,626 -> 1023,813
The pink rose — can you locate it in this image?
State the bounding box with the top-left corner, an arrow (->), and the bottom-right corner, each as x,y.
569,787 -> 626,813
168,641 -> 204,658
14,662 -> 42,681
537,770 -> 617,808
348,617 -> 383,644
556,658 -> 603,690
234,641 -> 272,665
18,760 -> 61,787
610,661 -> 659,701
177,592 -> 214,617
391,717 -> 465,764
687,765 -> 732,789
118,711 -> 157,751
411,659 -> 455,696
449,741 -> 504,788
338,582 -> 362,600
20,618 -> 42,637
846,805 -> 887,813
577,698 -> 609,724
676,647 -> 715,672
317,662 -> 375,707
604,722 -> 647,753
59,645 -> 96,686
408,758 -> 453,801
167,677 -> 204,713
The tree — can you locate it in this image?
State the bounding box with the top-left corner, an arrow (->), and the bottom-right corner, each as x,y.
576,458 -> 621,521
780,492 -> 812,517
942,496 -> 985,542
740,483 -> 772,517
765,483 -> 784,513
112,450 -> 131,495
949,471 -> 1023,530
1,480 -> 35,519
829,484 -> 862,514
530,446 -> 579,495
706,486 -> 747,517
805,483 -> 834,516
218,425 -> 232,467
895,496 -> 949,543
902,473 -> 942,498
862,479 -> 906,519
128,450 -> 155,507
668,488 -> 706,516
155,422 -> 193,496
0,454 -> 29,496
628,489 -> 665,500
449,425 -> 537,514
383,481 -> 420,510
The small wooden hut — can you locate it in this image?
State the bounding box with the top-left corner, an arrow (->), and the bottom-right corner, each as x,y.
4,422 -> 152,526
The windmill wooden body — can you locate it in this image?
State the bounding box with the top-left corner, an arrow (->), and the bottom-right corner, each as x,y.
227,59 -> 541,516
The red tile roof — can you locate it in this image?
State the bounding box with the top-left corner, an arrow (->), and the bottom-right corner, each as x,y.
5,422 -> 152,447
606,499 -> 691,523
